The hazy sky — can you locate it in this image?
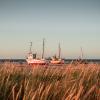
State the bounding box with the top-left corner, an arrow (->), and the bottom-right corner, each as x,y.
0,0 -> 100,59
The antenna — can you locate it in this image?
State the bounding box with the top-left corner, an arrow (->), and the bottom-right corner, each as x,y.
29,42 -> 32,53
58,43 -> 61,59
42,38 -> 45,59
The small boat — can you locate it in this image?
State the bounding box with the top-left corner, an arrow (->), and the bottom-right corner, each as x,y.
50,56 -> 64,64
26,39 -> 48,65
50,43 -> 64,64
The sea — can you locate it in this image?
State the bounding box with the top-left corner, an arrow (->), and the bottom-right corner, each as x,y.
0,59 -> 100,64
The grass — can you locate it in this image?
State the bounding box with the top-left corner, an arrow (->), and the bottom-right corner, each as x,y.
0,62 -> 99,100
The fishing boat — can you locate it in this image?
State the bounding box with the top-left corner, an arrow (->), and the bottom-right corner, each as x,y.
26,39 -> 48,65
50,43 -> 64,64
50,56 -> 64,64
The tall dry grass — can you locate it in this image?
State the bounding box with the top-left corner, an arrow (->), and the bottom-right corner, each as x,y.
0,62 -> 99,100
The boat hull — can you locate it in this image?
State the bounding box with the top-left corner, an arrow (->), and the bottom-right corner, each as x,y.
26,59 -> 48,65
50,60 -> 64,64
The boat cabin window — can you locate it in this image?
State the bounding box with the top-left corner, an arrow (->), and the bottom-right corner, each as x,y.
33,54 -> 36,59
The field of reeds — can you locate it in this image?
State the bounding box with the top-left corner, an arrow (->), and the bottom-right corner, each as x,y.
0,62 -> 99,100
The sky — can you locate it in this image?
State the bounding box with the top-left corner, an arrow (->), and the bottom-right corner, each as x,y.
0,0 -> 100,59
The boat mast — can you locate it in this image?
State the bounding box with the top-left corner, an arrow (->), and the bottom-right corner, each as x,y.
29,42 -> 32,53
80,47 -> 83,59
42,39 -> 45,59
58,43 -> 61,59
